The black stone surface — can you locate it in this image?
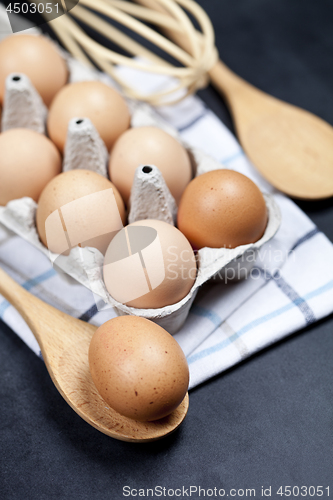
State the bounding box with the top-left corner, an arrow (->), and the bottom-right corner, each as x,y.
0,1 -> 333,499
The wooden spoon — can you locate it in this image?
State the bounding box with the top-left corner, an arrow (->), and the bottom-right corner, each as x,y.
133,0 -> 333,200
0,267 -> 189,442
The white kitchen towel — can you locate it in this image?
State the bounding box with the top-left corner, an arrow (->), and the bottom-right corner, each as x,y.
0,10 -> 333,389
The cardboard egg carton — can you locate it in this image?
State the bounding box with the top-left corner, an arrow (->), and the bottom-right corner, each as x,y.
0,34 -> 281,334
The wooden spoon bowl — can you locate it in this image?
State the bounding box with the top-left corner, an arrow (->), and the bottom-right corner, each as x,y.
0,267 -> 188,442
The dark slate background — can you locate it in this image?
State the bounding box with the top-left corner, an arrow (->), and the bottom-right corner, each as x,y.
0,1 -> 332,499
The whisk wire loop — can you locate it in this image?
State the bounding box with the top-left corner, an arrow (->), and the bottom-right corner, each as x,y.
40,0 -> 218,104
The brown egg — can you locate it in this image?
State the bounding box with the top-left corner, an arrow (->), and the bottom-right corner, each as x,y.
36,170 -> 126,255
108,126 -> 192,205
177,169 -> 268,249
0,128 -> 62,206
103,219 -> 197,309
47,81 -> 131,153
0,34 -> 68,106
89,316 -> 189,421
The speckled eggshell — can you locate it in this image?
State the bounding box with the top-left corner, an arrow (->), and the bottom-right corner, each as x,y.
109,126 -> 193,205
0,34 -> 68,107
88,315 -> 189,421
36,170 -> 126,255
0,128 -> 62,206
177,169 -> 268,249
47,81 -> 131,153
103,219 -> 197,309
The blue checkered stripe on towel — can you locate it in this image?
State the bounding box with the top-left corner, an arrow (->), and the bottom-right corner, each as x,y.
0,77 -> 333,390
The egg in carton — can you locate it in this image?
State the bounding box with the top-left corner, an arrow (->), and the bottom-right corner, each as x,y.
0,38 -> 281,334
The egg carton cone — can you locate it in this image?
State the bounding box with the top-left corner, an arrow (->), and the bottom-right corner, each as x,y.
1,73 -> 47,133
0,21 -> 281,333
63,117 -> 109,177
128,164 -> 178,226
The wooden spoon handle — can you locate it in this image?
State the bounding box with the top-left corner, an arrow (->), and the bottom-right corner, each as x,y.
0,267 -> 75,346
208,60 -> 253,98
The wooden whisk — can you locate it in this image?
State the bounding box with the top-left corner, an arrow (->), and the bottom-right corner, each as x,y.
44,0 -> 218,105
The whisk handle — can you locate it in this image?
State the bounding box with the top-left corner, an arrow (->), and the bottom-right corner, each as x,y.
208,60 -> 251,99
